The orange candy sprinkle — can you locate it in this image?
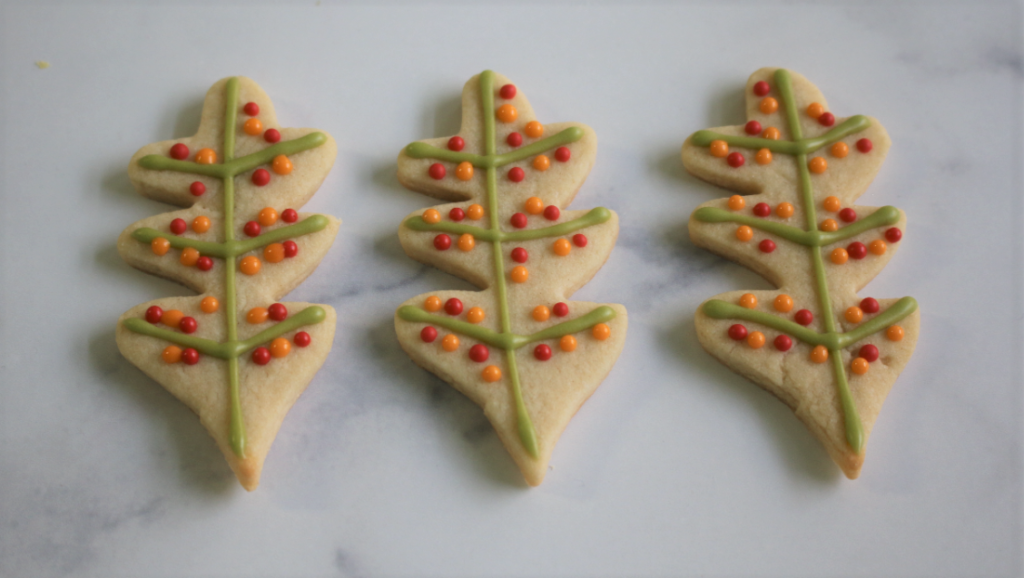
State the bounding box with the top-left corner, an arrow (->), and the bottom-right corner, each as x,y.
755,148 -> 772,165
247,307 -> 269,324
532,305 -> 550,322
820,219 -> 839,232
739,293 -> 758,309
264,243 -> 285,263
466,204 -> 484,220
774,294 -> 794,312
763,127 -> 781,140
806,102 -> 825,119
162,345 -> 183,364
180,247 -> 200,267
195,148 -> 217,165
728,195 -> 746,211
192,216 -> 211,234
161,309 -> 184,327
151,237 -> 170,256
496,104 -> 518,123
851,357 -> 870,375
466,307 -> 485,324
776,202 -> 794,219
560,335 -> 577,352
422,209 -> 441,224
525,197 -> 544,215
532,155 -> 550,171
200,296 -> 219,313
747,331 -> 766,349
845,306 -> 864,323
735,225 -> 754,242
258,207 -> 279,227
831,248 -> 849,264
823,196 -> 842,212
510,266 -> 529,283
887,325 -> 905,341
441,334 -> 460,352
424,296 -> 442,312
808,157 -> 828,174
243,118 -> 262,136
458,234 -> 475,252
759,97 -> 779,114
831,142 -> 849,158
239,256 -> 261,275
482,365 -> 502,382
524,121 -> 544,138
271,155 -> 293,175
553,238 -> 571,256
592,323 -> 611,341
455,161 -> 474,181
709,140 -> 729,158
869,240 -> 887,255
811,345 -> 829,363
270,337 -> 291,358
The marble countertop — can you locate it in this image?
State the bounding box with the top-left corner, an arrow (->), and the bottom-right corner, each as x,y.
1,2 -> 1021,577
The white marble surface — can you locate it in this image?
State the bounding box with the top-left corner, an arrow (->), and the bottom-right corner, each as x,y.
1,2 -> 1022,576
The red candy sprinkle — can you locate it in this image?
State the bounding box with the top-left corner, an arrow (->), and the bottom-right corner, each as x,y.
252,168 -> 270,186
795,309 -> 814,326
543,205 -> 560,221
500,84 -> 517,99
282,208 -> 298,223
839,208 -> 857,223
857,138 -> 873,153
179,316 -> 197,334
190,181 -> 206,196
283,240 -> 299,258
182,348 -> 200,365
848,241 -> 868,260
885,227 -> 903,243
573,234 -> 588,248
268,303 -> 288,321
448,136 -> 464,151
449,207 -> 465,221
510,213 -> 528,228
860,297 -> 880,314
294,331 -> 311,347
252,347 -> 271,365
444,298 -> 463,316
264,129 -> 281,143
170,143 -> 189,160
429,163 -> 446,180
745,120 -> 763,135
197,256 -> 213,271
534,344 -> 552,361
507,132 -> 523,147
145,306 -> 163,324
860,344 -> 880,362
774,334 -> 793,351
420,326 -> 437,343
244,221 -> 261,237
469,344 -> 489,363
511,247 -> 528,263
727,152 -> 745,168
554,147 -> 571,162
753,202 -> 771,217
433,234 -> 451,250
753,80 -> 770,96
170,218 -> 187,235
552,302 -> 569,317
243,102 -> 259,116
508,167 -> 525,182
759,239 -> 776,253
728,324 -> 748,340
818,112 -> 835,127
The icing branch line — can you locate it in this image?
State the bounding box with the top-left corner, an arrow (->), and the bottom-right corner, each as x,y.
693,206 -> 899,247
691,116 -> 869,156
137,132 -> 328,178
405,127 -> 584,168
131,215 -> 330,259
404,207 -> 611,242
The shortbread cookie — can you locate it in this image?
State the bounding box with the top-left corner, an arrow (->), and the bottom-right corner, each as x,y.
395,71 -> 627,486
681,68 -> 919,478
115,77 -> 339,491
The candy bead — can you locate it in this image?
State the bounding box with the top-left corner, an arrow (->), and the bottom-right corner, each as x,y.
759,97 -> 779,114
820,219 -> 838,232
243,118 -> 262,135
752,80 -> 770,96
808,157 -> 827,174
170,218 -> 187,235
448,136 -> 464,151
845,306 -> 863,323
455,162 -> 474,181
163,346 -> 183,364
433,234 -> 451,251
458,234 -> 475,252
860,344 -> 879,362
294,332 -> 311,347
496,104 -> 518,123
739,293 -> 758,309
444,298 -> 463,316
831,248 -> 849,264
469,344 -> 489,362
283,240 -> 298,258
151,237 -> 170,256
190,181 -> 206,196
239,256 -> 261,275
281,209 -> 298,223
774,294 -> 794,312
534,344 -> 552,361
507,132 -> 523,147
774,334 -> 792,352
839,208 -> 857,223
511,247 -> 528,263
427,162 -> 446,180
776,202 -> 794,218
466,307 -> 485,324
806,103 -> 824,119
818,112 -> 835,127
525,121 -> 544,138
885,227 -> 903,243
851,357 -> 869,375
573,234 -> 588,247
592,323 -> 611,340
510,213 -> 528,228
482,365 -> 502,382
755,149 -> 772,165
182,348 -> 200,365
510,266 -> 529,283
745,120 -> 762,135
553,238 -> 571,256
179,316 -> 197,334
422,209 -> 441,224
559,335 -> 577,352
145,306 -> 163,324
753,203 -> 770,217
180,247 -> 200,267
747,331 -> 766,349
543,205 -> 560,221
759,239 -> 776,253
252,347 -> 271,365
508,167 -> 525,182
860,297 -> 880,314
810,345 -> 829,363
735,225 -> 753,242
244,221 -> 261,237
553,302 -> 569,317
533,155 -> 550,171
848,241 -> 867,260
449,207 -> 465,221
869,240 -> 887,255
269,303 -> 288,321
709,140 -> 729,158
162,309 -> 184,327
795,309 -> 813,326
169,143 -> 189,160
269,338 -> 291,358
887,325 -> 904,341
533,305 -> 550,321
243,102 -> 259,116
200,296 -> 219,313
258,207 -> 279,227
728,324 -> 748,340
466,204 -> 484,220
857,138 -> 873,153
263,129 -> 281,143
728,195 -> 746,211
195,148 -> 217,165
726,152 -> 745,168
763,127 -> 781,140
197,256 -> 213,271
247,307 -> 269,324
442,334 -> 460,352
499,84 -> 516,99
421,326 -> 437,343
524,197 -> 543,215
424,296 -> 442,312
251,168 -> 270,186
554,147 -> 571,162
831,142 -> 849,158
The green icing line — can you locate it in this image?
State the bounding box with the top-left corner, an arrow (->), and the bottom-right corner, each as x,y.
404,207 -> 610,243
690,116 -> 869,156
693,205 -> 899,247
131,215 -> 329,258
137,132 -> 327,179
405,127 -> 584,169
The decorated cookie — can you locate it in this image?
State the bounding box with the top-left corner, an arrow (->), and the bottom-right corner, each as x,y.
115,77 -> 340,490
395,71 -> 627,486
681,68 -> 919,478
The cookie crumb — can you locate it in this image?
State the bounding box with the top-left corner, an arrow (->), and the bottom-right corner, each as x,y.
35,61 -> 50,69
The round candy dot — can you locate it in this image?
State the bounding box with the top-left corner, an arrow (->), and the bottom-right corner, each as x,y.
447,136 -> 464,151
466,307 -> 485,324
455,162 -> 474,181
421,326 -> 437,343
424,296 -> 442,312
735,225 -> 753,242
818,112 -> 836,127
774,334 -> 793,352
458,234 -> 475,252
533,155 -> 550,171
281,209 -> 298,223
831,248 -> 849,264
180,247 -> 200,267
162,309 -> 184,327
811,345 -> 829,363
496,104 -> 518,123
776,202 -> 794,218
774,294 -> 794,312
727,152 -> 745,168
243,118 -> 262,136
422,209 -> 441,224
887,325 -> 904,341
559,335 -> 577,352
200,296 -> 219,313
763,127 -> 781,140
511,247 -> 528,263
170,218 -> 187,235
499,84 -> 516,99
151,237 -> 170,256
848,241 -> 867,259
467,204 -> 484,220
510,213 -> 528,228
851,357 -> 869,375
831,142 -> 849,158
839,208 -> 857,223
508,167 -> 525,182
163,345 -> 183,364
525,121 -> 544,138
271,155 -> 293,175
845,306 -> 863,323
755,148 -> 773,165
195,148 -> 217,165
860,344 -> 880,362
197,256 -> 213,271
857,138 -> 873,153
543,205 -> 560,221
169,143 -> 189,160
747,331 -> 766,349
294,331 -> 311,347
182,348 -> 200,365
860,297 -> 880,314
759,97 -> 779,114
808,157 -> 827,174
283,240 -> 299,258
251,168 -> 270,186
190,181 -> 206,196
806,102 -> 825,119
269,303 -> 288,321
753,80 -> 770,96
247,307 -> 269,324
553,302 -> 569,317
759,239 -> 776,253
554,147 -> 571,162
592,323 -> 611,341
728,324 -> 748,341
534,344 -> 552,361
739,293 -> 758,309
885,227 -> 903,243
258,207 -> 279,227
869,240 -> 887,255
524,197 -> 544,214
179,316 -> 197,334
252,347 -> 271,365
533,305 -> 550,321
469,344 -> 489,362
270,338 -> 291,358
709,140 -> 729,158
553,238 -> 571,256
506,132 -> 523,147
795,309 -> 814,326
244,221 -> 261,237
510,266 -> 529,283
239,256 -> 261,275
444,298 -> 463,316
482,365 -> 502,382
753,202 -> 771,217
243,102 -> 259,116
449,207 -> 465,221
433,234 -> 451,251
728,195 -> 746,211
442,334 -> 460,352
573,234 -> 588,248
145,306 -> 163,324
745,120 -> 762,135
820,219 -> 839,232
263,129 -> 281,143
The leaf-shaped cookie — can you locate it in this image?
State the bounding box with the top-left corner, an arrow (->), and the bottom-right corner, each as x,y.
395,71 -> 628,486
682,68 -> 919,478
115,77 -> 339,490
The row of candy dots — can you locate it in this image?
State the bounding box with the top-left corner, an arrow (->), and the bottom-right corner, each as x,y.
422,208 -> 476,252
726,195 -> 789,253
427,145 -> 570,186
819,196 -> 902,264
239,207 -> 303,275
418,296 -> 499,382
146,304 -> 205,365
242,302 -> 312,364
530,302 -> 611,359
804,102 -> 875,156
240,101 -> 292,187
